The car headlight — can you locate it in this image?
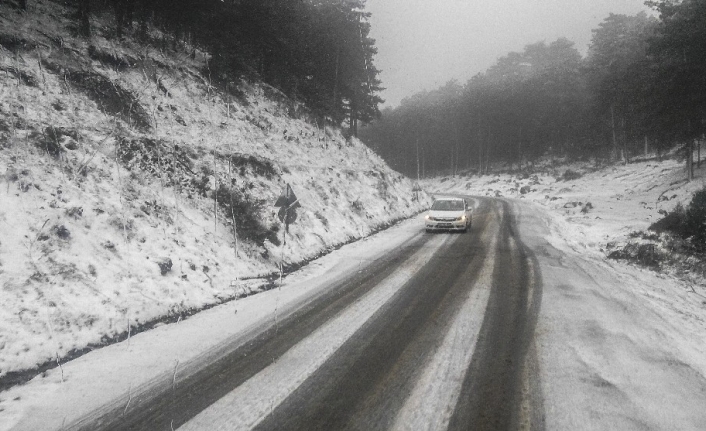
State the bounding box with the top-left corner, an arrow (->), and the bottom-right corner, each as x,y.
457,215 -> 466,221
425,215 -> 430,221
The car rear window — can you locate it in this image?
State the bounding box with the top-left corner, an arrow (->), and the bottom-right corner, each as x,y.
431,200 -> 464,211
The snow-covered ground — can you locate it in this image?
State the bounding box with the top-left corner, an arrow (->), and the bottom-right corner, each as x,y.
2,1 -> 705,428
427,159 -> 706,430
0,216 -> 431,431
0,0 -> 430,386
512,199 -> 706,430
426,156 -> 706,283
3,177 -> 704,429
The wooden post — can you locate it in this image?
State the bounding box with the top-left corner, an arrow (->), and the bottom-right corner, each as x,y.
228,159 -> 238,260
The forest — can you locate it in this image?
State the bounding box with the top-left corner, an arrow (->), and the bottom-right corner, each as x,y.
11,0 -> 383,135
359,0 -> 706,179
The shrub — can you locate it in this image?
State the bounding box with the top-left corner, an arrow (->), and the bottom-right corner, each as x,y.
0,33 -> 35,52
0,65 -> 37,87
650,187 -> 706,251
226,154 -> 277,179
32,126 -> 78,158
87,45 -> 136,71
685,188 -> 706,250
649,203 -> 687,237
41,58 -> 151,131
560,169 -> 582,181
215,184 -> 279,246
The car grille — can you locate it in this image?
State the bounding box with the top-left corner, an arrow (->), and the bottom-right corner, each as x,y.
432,217 -> 457,222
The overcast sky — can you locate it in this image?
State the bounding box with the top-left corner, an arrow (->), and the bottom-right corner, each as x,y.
365,0 -> 651,107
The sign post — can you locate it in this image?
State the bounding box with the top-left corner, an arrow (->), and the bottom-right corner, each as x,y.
274,184 -> 301,287
412,182 -> 422,201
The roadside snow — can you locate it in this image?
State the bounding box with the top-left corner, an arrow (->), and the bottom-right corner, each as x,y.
426,161 -> 706,430
0,217 -> 428,431
512,200 -> 706,430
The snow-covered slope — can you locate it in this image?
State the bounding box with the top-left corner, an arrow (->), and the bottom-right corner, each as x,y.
0,1 -> 430,386
425,155 -> 706,303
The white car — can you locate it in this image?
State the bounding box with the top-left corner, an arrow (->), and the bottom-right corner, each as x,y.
424,197 -> 472,233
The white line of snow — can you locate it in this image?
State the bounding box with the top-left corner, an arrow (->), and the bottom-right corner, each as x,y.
180,233 -> 451,431
391,212 -> 499,431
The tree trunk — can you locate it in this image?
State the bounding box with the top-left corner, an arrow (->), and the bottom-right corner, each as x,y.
452,122 -> 461,177
450,147 -> 454,177
687,140 -> 694,182
510,127 -> 522,172
349,109 -> 358,137
113,0 -> 126,39
137,1 -> 149,41
416,138 -> 420,182
644,135 -> 649,158
477,119 -> 483,175
610,104 -> 618,161
422,146 -> 425,179
698,137 -> 702,168
484,133 -> 492,175
78,0 -> 91,37
332,48 -> 340,119
621,115 -> 629,165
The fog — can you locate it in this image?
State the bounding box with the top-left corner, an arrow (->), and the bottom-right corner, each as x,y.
365,0 -> 650,107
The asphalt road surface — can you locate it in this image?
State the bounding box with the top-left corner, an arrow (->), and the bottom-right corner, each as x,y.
78,197 -> 544,431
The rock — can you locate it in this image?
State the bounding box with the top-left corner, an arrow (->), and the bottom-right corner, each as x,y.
520,185 -> 531,194
52,224 -> 70,239
63,139 -> 78,150
157,258 -> 173,275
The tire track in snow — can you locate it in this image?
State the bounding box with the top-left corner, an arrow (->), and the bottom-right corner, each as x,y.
79,231 -> 434,431
252,199 -> 499,431
448,199 -> 544,431
390,209 -> 499,431
180,233 -> 453,430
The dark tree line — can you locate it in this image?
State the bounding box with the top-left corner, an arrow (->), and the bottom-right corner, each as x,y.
62,0 -> 382,133
360,1 -> 706,178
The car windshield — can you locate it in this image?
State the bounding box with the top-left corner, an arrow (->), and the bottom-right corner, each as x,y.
431,200 -> 464,211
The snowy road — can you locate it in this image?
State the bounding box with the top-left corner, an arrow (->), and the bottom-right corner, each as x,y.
8,195 -> 706,431
68,197 -> 544,431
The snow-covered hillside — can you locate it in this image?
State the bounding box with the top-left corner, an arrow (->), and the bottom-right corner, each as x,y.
0,1 -> 430,387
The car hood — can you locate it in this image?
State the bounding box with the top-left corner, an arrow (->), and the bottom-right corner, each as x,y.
428,210 -> 465,218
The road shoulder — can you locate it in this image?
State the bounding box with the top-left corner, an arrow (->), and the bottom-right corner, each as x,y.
510,199 -> 706,431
